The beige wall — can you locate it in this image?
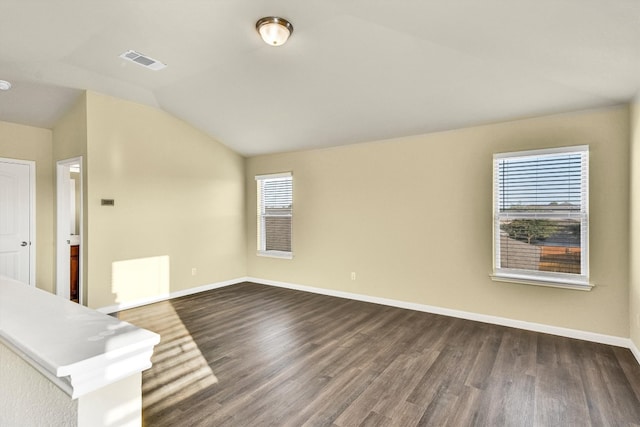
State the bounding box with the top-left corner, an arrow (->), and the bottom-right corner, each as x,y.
0,121 -> 54,293
246,105 -> 631,337
53,93 -> 87,161
1,93 -> 635,342
53,94 -> 88,302
84,91 -> 246,308
630,99 -> 640,349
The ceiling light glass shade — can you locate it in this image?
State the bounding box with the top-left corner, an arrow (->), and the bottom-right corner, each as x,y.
0,80 -> 12,91
256,17 -> 293,46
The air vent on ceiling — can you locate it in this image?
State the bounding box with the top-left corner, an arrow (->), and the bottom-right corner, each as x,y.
119,50 -> 167,71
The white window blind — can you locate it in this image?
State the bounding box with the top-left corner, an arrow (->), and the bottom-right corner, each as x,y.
493,146 -> 589,288
256,172 -> 292,258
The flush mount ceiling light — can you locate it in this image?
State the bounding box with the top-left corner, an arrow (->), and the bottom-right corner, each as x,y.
0,80 -> 12,91
256,17 -> 293,46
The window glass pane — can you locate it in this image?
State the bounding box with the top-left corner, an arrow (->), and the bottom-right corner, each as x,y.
262,178 -> 292,209
256,173 -> 292,255
493,146 -> 588,286
265,216 -> 291,252
499,218 -> 581,274
498,153 -> 583,212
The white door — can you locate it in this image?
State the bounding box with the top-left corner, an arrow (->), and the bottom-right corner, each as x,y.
0,160 -> 32,284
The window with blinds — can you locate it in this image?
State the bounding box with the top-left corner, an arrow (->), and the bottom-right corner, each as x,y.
493,146 -> 589,288
256,172 -> 293,258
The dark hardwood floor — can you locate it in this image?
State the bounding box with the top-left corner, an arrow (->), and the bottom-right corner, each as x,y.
115,282 -> 640,426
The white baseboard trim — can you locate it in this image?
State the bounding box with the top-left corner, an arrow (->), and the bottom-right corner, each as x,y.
630,340 -> 640,365
248,277 -> 632,349
96,277 -> 248,314
95,275 -> 638,365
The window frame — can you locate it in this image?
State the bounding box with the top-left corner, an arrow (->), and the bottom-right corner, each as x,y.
255,172 -> 293,259
492,146 -> 591,290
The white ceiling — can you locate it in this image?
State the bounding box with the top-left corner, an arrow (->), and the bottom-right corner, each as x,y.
0,0 -> 639,156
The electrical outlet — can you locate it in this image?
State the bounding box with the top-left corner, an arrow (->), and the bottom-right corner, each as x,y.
191,268 -> 197,276
351,272 -> 356,280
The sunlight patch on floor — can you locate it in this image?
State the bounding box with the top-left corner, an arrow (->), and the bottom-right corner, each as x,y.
131,303 -> 218,416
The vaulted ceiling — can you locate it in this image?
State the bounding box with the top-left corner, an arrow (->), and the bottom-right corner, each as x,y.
1,0 -> 639,156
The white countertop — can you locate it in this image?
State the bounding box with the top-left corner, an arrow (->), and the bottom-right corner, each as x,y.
0,276 -> 159,398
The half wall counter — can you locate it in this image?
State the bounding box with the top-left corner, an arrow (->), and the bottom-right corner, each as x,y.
0,275 -> 159,427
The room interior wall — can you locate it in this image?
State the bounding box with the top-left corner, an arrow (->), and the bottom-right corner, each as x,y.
0,121 -> 54,293
52,94 -> 87,161
630,98 -> 640,351
246,105 -> 631,338
1,93 -> 635,345
52,94 -> 88,303
84,91 -> 246,309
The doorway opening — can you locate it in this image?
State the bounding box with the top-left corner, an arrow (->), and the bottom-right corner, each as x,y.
56,157 -> 83,303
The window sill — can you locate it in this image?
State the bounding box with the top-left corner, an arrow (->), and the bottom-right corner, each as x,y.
257,250 -> 293,260
490,274 -> 594,291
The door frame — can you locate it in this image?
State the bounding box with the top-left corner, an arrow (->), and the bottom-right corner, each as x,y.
56,157 -> 83,302
0,157 -> 36,286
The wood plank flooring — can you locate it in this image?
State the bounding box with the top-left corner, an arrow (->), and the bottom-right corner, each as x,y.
115,282 -> 640,426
